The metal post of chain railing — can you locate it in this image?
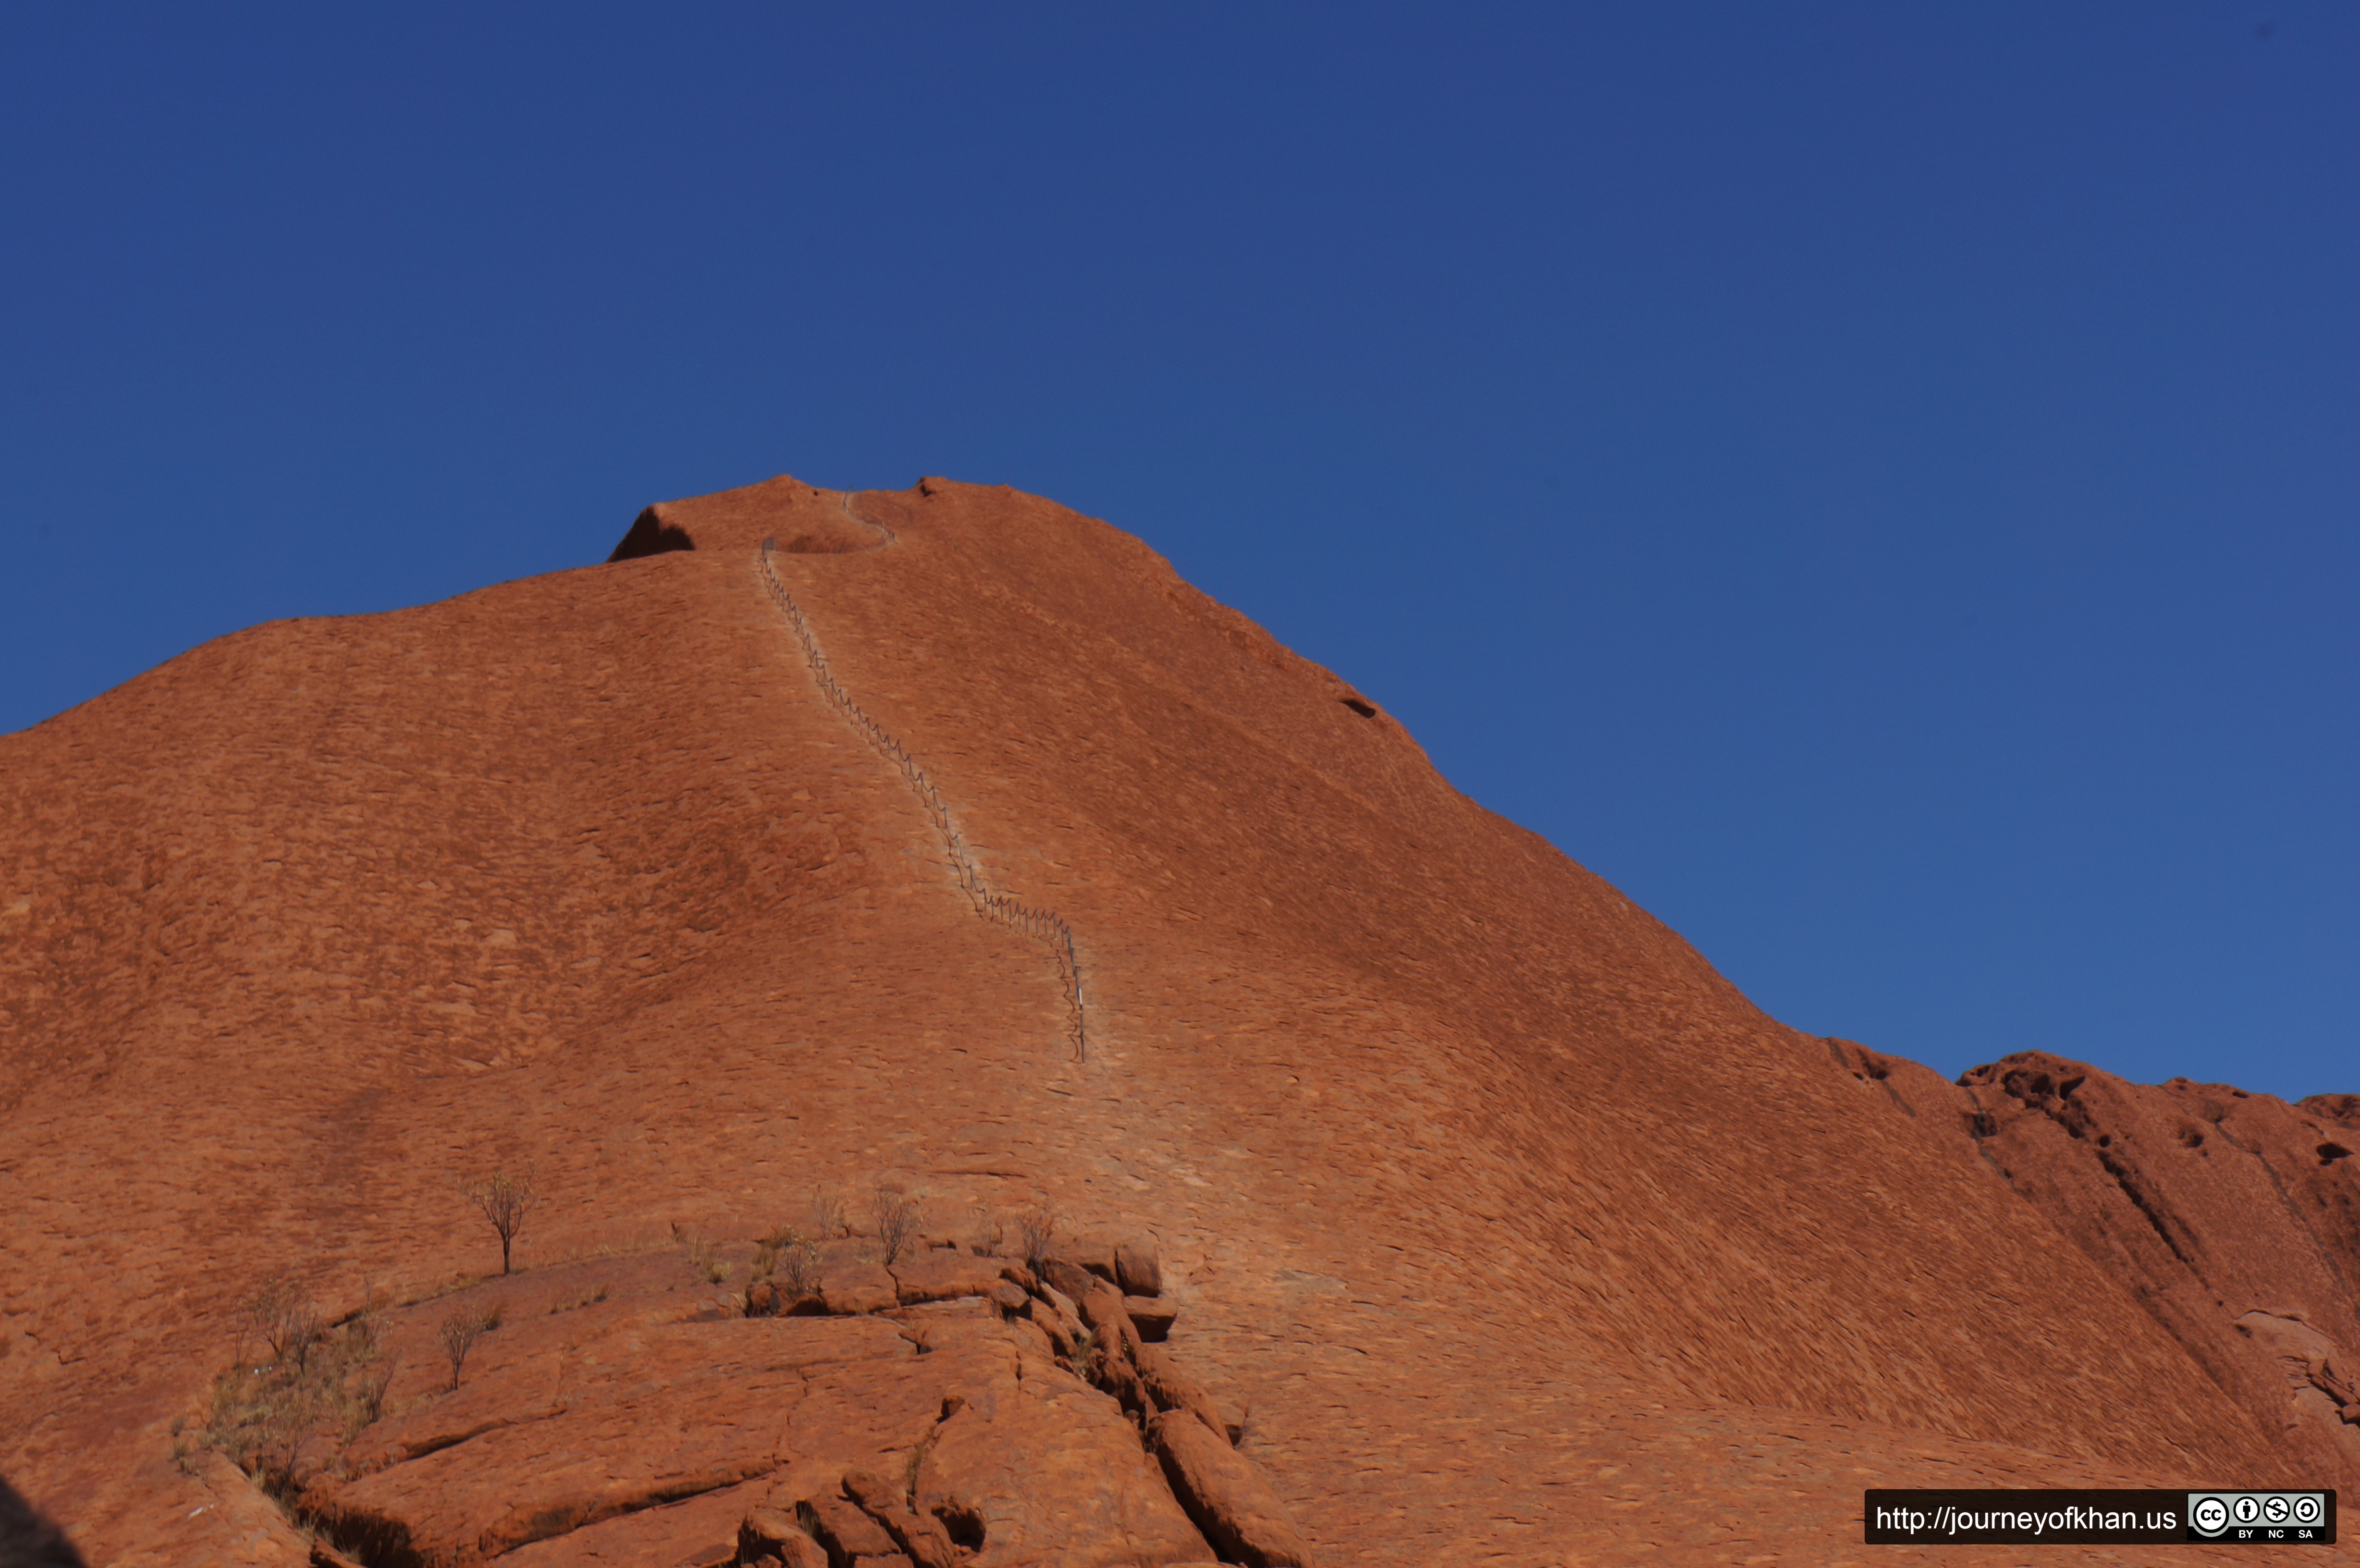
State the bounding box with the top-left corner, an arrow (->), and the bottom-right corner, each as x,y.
761,532 -> 1087,1061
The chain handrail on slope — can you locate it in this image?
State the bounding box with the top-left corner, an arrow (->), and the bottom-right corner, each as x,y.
758,498 -> 1087,1060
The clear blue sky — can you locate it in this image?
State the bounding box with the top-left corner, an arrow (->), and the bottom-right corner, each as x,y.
4,4 -> 2351,1101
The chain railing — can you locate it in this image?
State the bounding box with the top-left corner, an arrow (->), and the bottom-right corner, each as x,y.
758,500 -> 1087,1060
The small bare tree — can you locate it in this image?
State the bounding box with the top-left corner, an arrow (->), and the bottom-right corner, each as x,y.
438,1307 -> 493,1392
871,1181 -> 922,1266
1015,1204 -> 1059,1273
462,1170 -> 537,1275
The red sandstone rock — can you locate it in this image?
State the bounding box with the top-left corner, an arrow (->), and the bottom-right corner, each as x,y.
494,1479 -> 753,1566
1048,1238 -> 1118,1285
915,1360 -> 1213,1565
1136,1343 -> 1229,1444
1040,1259 -> 1100,1305
1002,1313 -> 1056,1364
1950,1050 -> 2360,1479
1114,1236 -> 1161,1298
2305,1093 -> 2360,1129
5,472 -> 2355,1568
889,1250 -> 1008,1306
1147,1410 -> 1314,1568
823,1264 -> 900,1316
738,1507 -> 827,1568
1023,1292 -> 1084,1361
801,1494 -> 899,1561
1076,1282 -> 1144,1364
1124,1296 -> 1176,1341
842,1470 -> 959,1568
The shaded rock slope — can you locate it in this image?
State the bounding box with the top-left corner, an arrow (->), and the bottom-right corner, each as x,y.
2,474 -> 2354,1566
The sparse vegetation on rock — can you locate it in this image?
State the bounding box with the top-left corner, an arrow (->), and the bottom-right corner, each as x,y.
807,1183 -> 849,1241
679,1228 -> 732,1285
188,1282 -> 388,1500
747,1225 -> 823,1317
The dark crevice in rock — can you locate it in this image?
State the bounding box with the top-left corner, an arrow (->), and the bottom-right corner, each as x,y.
2093,1147 -> 2202,1274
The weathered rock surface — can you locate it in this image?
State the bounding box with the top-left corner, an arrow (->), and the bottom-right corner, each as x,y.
2305,1093 -> 2360,1128
887,1251 -> 1006,1306
736,1507 -> 825,1568
821,1265 -> 900,1318
1148,1410 -> 1314,1568
496,1479 -> 751,1567
841,1470 -> 958,1568
3,473 -> 2355,1566
1937,1049 -> 2360,1477
1124,1296 -> 1177,1342
1135,1344 -> 1228,1445
800,1494 -> 898,1563
1039,1260 -> 1100,1307
913,1359 -> 1211,1567
271,1243 -> 1241,1567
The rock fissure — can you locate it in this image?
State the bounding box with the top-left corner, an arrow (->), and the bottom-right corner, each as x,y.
757,502 -> 1088,1061
2238,1133 -> 2357,1301
2093,1147 -> 2204,1274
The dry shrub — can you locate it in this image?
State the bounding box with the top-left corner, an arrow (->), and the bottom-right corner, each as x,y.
1015,1204 -> 1058,1272
438,1306 -> 495,1391
678,1231 -> 730,1285
965,1206 -> 1003,1256
1068,1325 -> 1102,1384
871,1182 -> 923,1266
807,1184 -> 849,1241
548,1280 -> 611,1315
747,1224 -> 824,1317
902,1430 -> 938,1508
245,1274 -> 322,1371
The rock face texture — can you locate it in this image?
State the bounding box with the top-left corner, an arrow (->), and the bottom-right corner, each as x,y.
273,1230 -> 1227,1568
1,472 -> 2355,1565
